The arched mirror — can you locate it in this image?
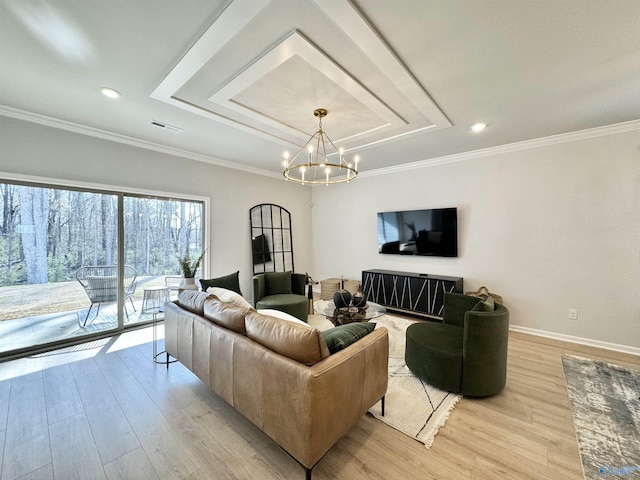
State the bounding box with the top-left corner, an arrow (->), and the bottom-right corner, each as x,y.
250,204 -> 294,274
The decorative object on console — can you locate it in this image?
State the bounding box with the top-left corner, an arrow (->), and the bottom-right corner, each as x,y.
282,108 -> 359,185
464,285 -> 503,304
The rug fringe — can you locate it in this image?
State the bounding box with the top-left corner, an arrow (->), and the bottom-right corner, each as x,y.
422,394 -> 462,448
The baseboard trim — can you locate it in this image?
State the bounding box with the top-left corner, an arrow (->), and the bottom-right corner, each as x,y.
509,325 -> 640,356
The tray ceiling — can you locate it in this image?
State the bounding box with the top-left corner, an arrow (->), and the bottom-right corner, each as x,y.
1,0 -> 638,176
150,0 -> 451,153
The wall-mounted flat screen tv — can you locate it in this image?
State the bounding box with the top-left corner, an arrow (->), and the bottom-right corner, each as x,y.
377,207 -> 458,257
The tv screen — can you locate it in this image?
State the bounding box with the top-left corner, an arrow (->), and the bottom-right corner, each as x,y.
377,208 -> 458,257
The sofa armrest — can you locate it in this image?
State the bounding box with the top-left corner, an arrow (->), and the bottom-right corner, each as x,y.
252,274 -> 266,307
462,305 -> 509,396
258,327 -> 389,469
291,272 -> 307,295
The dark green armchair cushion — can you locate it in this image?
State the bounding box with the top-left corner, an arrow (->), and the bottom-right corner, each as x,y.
200,271 -> 242,295
264,271 -> 292,295
322,322 -> 375,354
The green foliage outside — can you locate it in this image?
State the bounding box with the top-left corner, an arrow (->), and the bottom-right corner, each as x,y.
0,182 -> 204,287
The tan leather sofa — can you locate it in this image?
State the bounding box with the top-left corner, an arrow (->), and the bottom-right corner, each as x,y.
164,290 -> 389,479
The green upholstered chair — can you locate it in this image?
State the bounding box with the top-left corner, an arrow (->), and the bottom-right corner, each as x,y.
405,292 -> 509,397
252,272 -> 308,322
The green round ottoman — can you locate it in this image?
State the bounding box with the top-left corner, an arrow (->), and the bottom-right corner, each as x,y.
405,322 -> 464,393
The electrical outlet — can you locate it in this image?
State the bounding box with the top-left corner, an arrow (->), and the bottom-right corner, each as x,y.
568,308 -> 578,320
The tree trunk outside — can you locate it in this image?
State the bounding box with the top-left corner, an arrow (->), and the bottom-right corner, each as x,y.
18,186 -> 49,284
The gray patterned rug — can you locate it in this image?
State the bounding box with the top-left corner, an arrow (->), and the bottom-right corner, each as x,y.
561,354 -> 640,479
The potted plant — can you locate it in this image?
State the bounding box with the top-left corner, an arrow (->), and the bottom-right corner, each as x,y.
177,250 -> 205,290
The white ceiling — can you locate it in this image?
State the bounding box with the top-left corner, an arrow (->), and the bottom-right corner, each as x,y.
1,0 -> 639,178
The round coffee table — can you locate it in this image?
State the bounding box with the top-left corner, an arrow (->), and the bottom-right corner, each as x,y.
314,300 -> 386,325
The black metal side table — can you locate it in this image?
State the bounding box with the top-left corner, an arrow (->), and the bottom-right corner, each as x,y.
152,306 -> 177,368
306,278 -> 319,314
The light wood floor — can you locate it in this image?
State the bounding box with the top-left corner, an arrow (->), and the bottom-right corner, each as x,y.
0,321 -> 638,480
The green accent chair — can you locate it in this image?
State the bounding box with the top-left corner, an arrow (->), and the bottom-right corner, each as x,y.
252,272 -> 308,322
405,292 -> 509,397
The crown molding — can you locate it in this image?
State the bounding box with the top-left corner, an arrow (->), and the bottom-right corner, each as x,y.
2,104 -> 638,183
0,105 -> 282,180
361,118 -> 640,178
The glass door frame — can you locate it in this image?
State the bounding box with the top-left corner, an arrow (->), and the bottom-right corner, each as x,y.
0,172 -> 209,359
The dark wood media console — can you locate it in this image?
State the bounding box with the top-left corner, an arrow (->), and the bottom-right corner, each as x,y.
362,269 -> 463,320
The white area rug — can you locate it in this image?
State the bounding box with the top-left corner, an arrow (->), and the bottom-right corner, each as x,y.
308,313 -> 461,448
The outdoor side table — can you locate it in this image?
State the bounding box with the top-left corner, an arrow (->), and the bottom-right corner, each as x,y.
142,286 -> 170,315
152,306 -> 177,368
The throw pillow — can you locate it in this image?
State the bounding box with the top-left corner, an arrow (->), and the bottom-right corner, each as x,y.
200,271 -> 242,295
322,322 -> 376,355
257,309 -> 310,328
206,287 -> 252,309
473,295 -> 495,312
264,271 -> 292,295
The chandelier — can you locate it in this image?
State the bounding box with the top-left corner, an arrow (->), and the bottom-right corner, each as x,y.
282,108 -> 359,185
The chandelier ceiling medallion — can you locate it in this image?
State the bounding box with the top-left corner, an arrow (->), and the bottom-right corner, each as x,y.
282,108 -> 359,185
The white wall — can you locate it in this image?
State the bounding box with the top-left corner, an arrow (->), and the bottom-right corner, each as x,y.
0,116 -> 312,298
3,115 -> 638,350
311,128 -> 640,349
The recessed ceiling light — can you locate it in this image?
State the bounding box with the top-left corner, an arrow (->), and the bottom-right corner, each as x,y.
471,122 -> 487,132
100,87 -> 120,99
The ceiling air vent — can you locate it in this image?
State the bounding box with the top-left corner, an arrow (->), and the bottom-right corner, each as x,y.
150,120 -> 182,133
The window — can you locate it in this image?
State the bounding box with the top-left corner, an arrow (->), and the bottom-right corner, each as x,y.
0,180 -> 205,358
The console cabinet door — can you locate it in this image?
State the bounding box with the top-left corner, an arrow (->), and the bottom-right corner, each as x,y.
362,270 -> 462,320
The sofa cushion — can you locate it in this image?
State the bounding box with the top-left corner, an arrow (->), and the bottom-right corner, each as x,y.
203,297 -> 250,334
245,310 -> 330,365
264,271 -> 292,295
206,287 -> 252,309
177,289 -> 211,315
322,322 -> 376,354
200,271 -> 242,295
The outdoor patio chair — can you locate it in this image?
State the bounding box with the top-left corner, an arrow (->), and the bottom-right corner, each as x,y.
165,275 -> 182,299
76,265 -> 138,327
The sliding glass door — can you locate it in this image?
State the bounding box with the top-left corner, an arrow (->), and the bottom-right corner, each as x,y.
0,180 -> 205,358
123,195 -> 203,325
